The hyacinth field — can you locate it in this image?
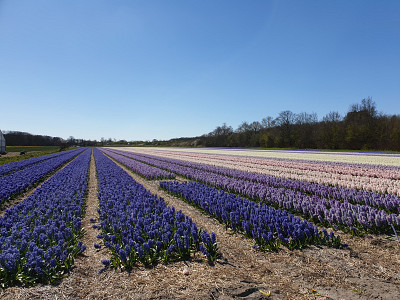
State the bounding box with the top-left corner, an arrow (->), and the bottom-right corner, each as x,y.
105,147 -> 400,235
1,147 -> 400,299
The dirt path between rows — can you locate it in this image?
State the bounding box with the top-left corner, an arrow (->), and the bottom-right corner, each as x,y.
2,152 -> 400,300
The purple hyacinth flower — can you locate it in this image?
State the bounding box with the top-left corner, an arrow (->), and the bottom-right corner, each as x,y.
101,259 -> 111,266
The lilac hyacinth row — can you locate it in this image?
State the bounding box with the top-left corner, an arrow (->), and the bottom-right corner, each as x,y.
0,150 -> 73,177
108,149 -> 400,234
160,180 -> 341,251
99,148 -> 175,180
109,149 -> 400,213
93,149 -> 218,268
0,148 -> 86,204
106,148 -> 185,176
258,185 -> 400,234
0,148 -> 90,286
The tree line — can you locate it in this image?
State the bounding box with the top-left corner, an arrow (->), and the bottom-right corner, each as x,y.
197,98 -> 400,151
3,98 -> 400,151
3,132 -> 98,148
2,132 -> 147,148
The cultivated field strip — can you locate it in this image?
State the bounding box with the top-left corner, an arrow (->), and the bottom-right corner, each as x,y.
104,148 -> 400,235
93,148 -> 219,268
1,147 -> 400,299
114,147 -> 400,195
160,180 -> 341,251
0,148 -> 90,287
0,148 -> 86,207
100,148 -> 340,251
100,148 -> 175,180
107,148 -> 400,212
133,147 -> 400,166
136,148 -> 400,178
0,150 -> 76,177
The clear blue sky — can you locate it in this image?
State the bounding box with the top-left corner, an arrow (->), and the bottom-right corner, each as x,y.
1,0 -> 399,141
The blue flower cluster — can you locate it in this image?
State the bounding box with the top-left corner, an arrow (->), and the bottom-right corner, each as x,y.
0,148 -> 86,206
0,150 -> 74,177
160,180 -> 341,251
93,148 -> 219,268
0,149 -> 90,287
108,150 -> 400,235
100,148 -> 175,180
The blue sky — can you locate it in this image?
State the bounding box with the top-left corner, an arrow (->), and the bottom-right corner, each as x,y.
1,0 -> 399,141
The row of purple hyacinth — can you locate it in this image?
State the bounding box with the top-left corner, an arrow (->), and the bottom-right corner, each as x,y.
0,150 -> 73,177
99,148 -> 175,180
0,148 -> 86,206
160,180 -> 341,251
106,149 -> 400,235
93,149 -> 219,268
107,148 -> 400,213
0,149 -> 90,287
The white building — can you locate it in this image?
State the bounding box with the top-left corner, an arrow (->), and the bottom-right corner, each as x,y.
0,130 -> 6,154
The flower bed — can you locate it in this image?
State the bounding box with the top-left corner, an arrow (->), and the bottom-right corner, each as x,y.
0,148 -> 90,287
100,148 -> 175,180
108,149 -> 400,212
160,180 -> 341,251
93,148 -> 219,269
106,149 -> 400,235
0,148 -> 86,205
0,150 -> 75,177
117,148 -> 400,195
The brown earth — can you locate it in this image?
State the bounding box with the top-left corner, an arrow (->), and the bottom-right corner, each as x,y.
1,151 -> 400,299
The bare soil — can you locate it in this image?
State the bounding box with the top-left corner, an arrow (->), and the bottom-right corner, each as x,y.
1,153 -> 400,300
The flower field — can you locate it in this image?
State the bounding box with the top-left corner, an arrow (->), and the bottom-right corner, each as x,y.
0,148 -> 90,287
105,147 -> 400,235
159,180 -> 341,251
1,147 -> 399,299
112,148 -> 400,195
0,148 -> 86,207
93,148 -> 218,268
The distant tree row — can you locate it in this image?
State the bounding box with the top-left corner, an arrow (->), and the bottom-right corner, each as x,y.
197,98 -> 400,151
3,98 -> 400,151
2,131 -> 151,148
2,131 -> 148,148
3,132 -> 98,148
4,131 -> 65,147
